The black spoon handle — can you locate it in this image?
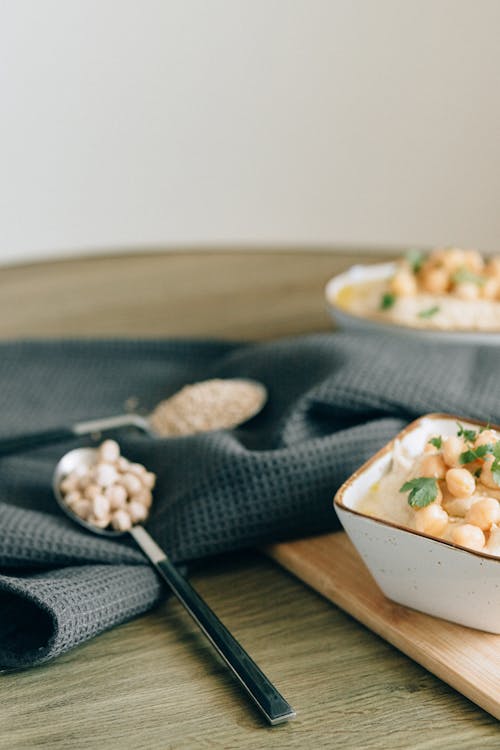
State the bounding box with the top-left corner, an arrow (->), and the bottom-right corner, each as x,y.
130,525 -> 296,726
0,427 -> 76,456
0,415 -> 151,458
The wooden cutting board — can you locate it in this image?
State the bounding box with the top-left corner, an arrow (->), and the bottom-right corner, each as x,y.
266,531 -> 500,720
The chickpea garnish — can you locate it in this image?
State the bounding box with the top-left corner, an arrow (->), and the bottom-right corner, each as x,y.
451,524 -> 486,552
465,498 -> 500,531
445,468 -> 475,498
442,435 -> 467,468
414,504 -> 449,536
419,453 -> 447,479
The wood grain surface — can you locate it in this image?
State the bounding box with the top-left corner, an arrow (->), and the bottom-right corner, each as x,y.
268,532 -> 500,720
1,250 -> 499,749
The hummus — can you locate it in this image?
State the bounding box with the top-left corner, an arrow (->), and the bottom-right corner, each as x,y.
357,424 -> 500,556
334,247 -> 500,331
336,278 -> 500,331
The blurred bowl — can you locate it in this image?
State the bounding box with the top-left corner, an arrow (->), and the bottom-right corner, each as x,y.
325,262 -> 500,345
334,413 -> 500,633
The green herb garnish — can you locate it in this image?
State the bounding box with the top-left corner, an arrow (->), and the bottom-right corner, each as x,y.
456,422 -> 478,443
428,436 -> 442,449
459,444 -> 493,464
418,305 -> 440,319
452,268 -> 485,286
406,249 -> 426,274
474,467 -> 482,478
380,292 -> 396,310
490,443 -> 500,485
400,477 -> 438,508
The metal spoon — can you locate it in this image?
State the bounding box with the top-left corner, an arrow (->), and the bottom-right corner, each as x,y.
52,446 -> 295,726
0,379 -> 267,457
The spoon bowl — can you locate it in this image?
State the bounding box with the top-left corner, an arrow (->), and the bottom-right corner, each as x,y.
52,444 -> 295,726
0,378 -> 268,458
53,447 -> 122,538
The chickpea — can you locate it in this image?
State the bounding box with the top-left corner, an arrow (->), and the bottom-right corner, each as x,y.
480,277 -> 499,300
84,483 -> 102,501
142,472 -> 156,490
71,498 -> 92,520
128,462 -> 147,478
485,526 -> 500,555
94,463 -> 119,488
99,439 -> 121,463
465,497 -> 500,531
60,474 -> 80,494
442,435 -> 467,468
128,500 -> 148,524
454,282 -> 480,301
92,494 -> 111,520
431,248 -> 466,272
134,488 -> 153,508
78,475 -> 91,492
474,430 -> 498,449
445,468 -> 475,498
88,513 -> 111,529
105,483 -> 128,510
117,456 -> 131,472
442,494 -> 477,518
121,472 -> 143,496
64,490 -> 82,507
111,510 -> 133,532
390,270 -> 417,297
420,267 -> 450,294
479,455 -> 500,490
462,249 -> 484,274
450,524 -> 485,551
414,504 -> 449,536
418,453 -> 446,479
485,257 -> 500,278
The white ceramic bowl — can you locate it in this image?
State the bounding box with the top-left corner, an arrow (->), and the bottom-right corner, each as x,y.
334,413 -> 500,633
325,262 -> 500,345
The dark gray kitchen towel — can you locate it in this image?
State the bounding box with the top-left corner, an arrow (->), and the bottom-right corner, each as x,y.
0,333 -> 498,669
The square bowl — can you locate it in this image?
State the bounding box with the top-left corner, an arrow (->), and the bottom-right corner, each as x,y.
334,413 -> 500,633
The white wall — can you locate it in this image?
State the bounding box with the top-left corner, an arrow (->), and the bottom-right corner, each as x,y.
1,0 -> 500,265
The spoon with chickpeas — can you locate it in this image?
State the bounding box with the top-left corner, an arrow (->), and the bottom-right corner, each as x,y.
0,378 -> 267,458
52,439 -> 295,727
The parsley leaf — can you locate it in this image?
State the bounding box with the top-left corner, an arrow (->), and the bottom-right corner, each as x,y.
490,443 -> 500,485
456,422 -> 478,443
380,292 -> 396,310
406,249 -> 425,273
428,436 -> 442,449
399,477 -> 438,508
459,444 -> 493,464
452,268 -> 485,286
418,305 -> 440,319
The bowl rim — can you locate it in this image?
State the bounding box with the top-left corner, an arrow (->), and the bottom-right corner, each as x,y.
324,262 -> 500,336
333,412 -> 500,563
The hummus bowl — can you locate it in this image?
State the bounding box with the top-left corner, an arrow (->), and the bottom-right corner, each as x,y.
334,414 -> 500,633
325,258 -> 500,345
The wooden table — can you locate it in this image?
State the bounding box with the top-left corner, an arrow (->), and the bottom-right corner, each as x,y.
2,250 -> 499,749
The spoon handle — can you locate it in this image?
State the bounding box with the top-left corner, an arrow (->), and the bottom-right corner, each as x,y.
0,415 -> 152,458
0,427 -> 76,456
130,525 -> 296,726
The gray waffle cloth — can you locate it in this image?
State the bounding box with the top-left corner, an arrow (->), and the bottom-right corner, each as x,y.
1,333 -> 498,669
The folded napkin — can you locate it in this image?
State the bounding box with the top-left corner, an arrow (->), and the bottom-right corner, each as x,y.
1,333 -> 499,669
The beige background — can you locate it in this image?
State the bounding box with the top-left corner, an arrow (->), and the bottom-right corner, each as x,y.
1,0 -> 500,265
